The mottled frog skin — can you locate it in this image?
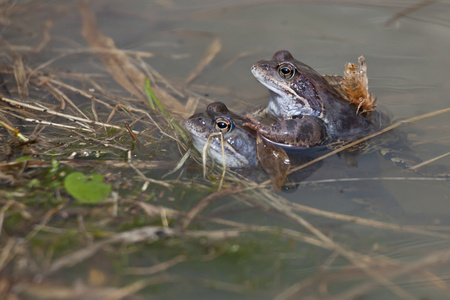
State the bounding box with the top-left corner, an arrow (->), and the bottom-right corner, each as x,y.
245,50 -> 390,147
185,102 -> 257,168
184,53 -> 446,178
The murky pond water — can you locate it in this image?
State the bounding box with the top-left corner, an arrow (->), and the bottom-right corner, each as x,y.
1,0 -> 450,299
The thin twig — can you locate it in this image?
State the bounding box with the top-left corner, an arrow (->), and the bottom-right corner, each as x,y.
289,202 -> 449,239
334,247 -> 450,300
410,151 -> 450,170
260,190 -> 417,300
385,0 -> 436,26
0,97 -> 139,133
125,255 -> 186,275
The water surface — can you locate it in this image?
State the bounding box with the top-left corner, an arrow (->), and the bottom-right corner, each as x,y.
1,1 -> 450,299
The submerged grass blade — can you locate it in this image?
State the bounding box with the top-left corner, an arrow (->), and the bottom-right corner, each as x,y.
185,37 -> 222,85
145,79 -> 156,111
162,148 -> 191,178
145,79 -> 189,144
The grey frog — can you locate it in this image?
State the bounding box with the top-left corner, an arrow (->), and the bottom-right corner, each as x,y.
185,102 -> 257,168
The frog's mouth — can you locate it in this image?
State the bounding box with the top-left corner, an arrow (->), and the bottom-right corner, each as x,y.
251,66 -> 294,98
251,66 -> 323,118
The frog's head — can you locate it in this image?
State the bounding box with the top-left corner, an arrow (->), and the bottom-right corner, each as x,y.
185,102 -> 257,168
251,50 -> 326,119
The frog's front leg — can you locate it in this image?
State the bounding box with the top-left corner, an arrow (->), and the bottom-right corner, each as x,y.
243,115 -> 327,148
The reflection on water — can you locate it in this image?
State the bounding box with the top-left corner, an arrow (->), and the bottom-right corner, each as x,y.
1,0 -> 450,299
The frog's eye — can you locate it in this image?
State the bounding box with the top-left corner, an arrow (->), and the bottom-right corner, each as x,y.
277,63 -> 296,80
214,117 -> 233,133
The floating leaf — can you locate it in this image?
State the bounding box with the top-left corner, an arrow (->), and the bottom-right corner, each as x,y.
64,172 -> 111,204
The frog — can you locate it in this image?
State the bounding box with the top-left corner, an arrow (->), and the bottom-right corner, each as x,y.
185,102 -> 325,188
185,102 -> 257,168
244,50 -> 390,148
185,54 -> 447,178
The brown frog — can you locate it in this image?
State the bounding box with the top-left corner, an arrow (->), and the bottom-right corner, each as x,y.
244,50 -> 389,148
185,102 -> 257,168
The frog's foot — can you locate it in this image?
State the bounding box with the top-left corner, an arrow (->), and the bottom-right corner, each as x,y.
244,115 -> 326,148
242,114 -> 263,132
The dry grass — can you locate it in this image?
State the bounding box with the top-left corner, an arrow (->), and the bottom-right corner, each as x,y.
0,1 -> 450,300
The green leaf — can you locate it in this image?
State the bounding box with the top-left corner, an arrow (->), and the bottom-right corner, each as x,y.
64,172 -> 111,204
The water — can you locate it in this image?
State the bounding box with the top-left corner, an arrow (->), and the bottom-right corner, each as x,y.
2,1 -> 450,299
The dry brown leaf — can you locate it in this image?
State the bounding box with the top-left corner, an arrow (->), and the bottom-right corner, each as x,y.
342,56 -> 377,113
324,57 -> 376,114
